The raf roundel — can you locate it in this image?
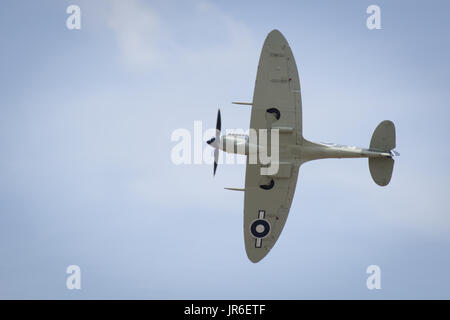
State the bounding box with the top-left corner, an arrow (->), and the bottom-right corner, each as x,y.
250,219 -> 271,239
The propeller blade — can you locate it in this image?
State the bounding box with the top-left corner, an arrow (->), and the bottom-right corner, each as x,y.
214,147 -> 220,176
216,109 -> 221,134
213,109 -> 221,176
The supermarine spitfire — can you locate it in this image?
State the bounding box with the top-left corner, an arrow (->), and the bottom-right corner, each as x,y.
206,30 -> 399,263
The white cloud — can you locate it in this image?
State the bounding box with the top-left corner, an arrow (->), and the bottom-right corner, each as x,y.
102,0 -> 257,73
106,0 -> 165,69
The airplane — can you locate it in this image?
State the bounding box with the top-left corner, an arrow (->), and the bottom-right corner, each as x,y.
206,29 -> 399,263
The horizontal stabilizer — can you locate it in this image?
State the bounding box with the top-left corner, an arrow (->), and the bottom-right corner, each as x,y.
370,120 -> 396,151
369,120 -> 396,186
369,158 -> 394,186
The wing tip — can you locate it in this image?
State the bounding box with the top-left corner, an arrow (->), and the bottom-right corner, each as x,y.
266,29 -> 287,43
246,248 -> 270,263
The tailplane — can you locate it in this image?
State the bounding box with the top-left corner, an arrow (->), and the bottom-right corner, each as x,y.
369,120 -> 396,186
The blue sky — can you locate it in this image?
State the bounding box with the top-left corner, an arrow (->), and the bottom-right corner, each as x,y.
0,0 -> 449,299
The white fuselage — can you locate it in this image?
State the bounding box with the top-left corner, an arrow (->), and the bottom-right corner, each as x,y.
215,134 -> 253,156
212,134 -> 393,161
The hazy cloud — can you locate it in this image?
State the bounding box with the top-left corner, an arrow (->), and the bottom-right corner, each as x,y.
106,0 -> 164,69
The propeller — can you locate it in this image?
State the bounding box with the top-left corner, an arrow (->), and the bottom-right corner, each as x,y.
206,109 -> 221,176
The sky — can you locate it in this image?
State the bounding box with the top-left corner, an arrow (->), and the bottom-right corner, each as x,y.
0,0 -> 449,299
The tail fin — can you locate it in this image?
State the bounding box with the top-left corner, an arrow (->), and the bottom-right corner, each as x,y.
369,121 -> 396,186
